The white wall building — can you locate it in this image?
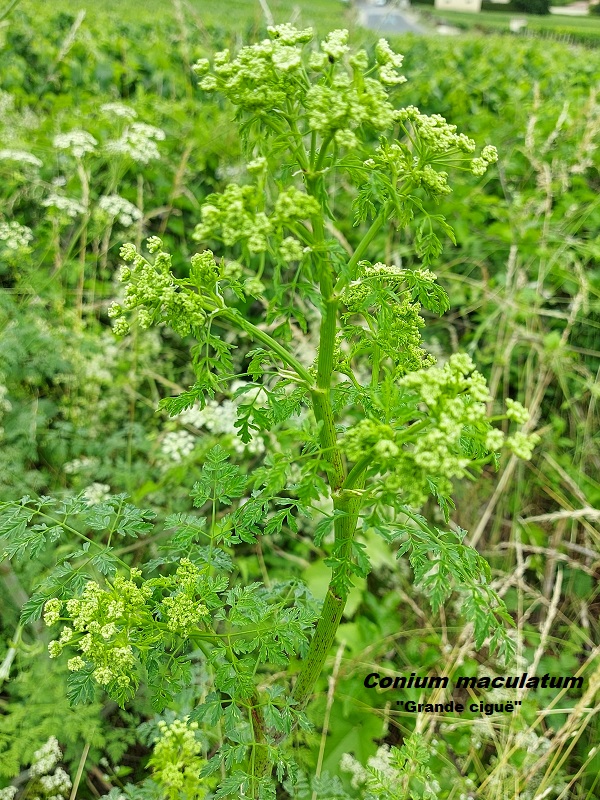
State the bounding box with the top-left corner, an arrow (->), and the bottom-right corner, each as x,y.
434,0 -> 482,11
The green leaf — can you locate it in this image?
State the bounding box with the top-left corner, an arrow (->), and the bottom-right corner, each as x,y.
235,402 -> 270,444
20,592 -> 47,625
213,771 -> 251,800
192,446 -> 246,508
350,540 -> 371,578
245,349 -> 272,380
190,692 -> 223,726
113,504 -> 155,538
158,378 -> 215,416
67,667 -> 96,706
90,548 -> 118,577
426,477 -> 456,522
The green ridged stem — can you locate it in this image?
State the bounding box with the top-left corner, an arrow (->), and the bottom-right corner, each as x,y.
252,164 -> 381,786
222,308 -> 313,386
291,485 -> 364,709
307,174 -> 346,492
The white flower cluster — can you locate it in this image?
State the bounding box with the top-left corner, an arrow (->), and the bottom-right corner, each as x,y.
105,123 -> 165,164
0,383 -> 9,439
100,102 -> 137,121
0,149 -> 42,168
82,482 -> 111,506
342,746 -> 440,795
339,748 -> 373,787
0,788 -> 17,800
0,90 -> 15,116
367,745 -> 398,782
29,737 -> 62,777
39,767 -> 72,798
53,130 -> 97,158
41,194 -> 86,218
0,220 -> 33,250
513,729 -> 552,755
26,737 -> 72,800
97,194 -> 142,227
160,430 -> 196,463
81,337 -> 119,383
63,456 -> 97,474
179,399 -> 238,433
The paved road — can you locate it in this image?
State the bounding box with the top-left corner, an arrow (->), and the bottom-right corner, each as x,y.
357,3 -> 426,34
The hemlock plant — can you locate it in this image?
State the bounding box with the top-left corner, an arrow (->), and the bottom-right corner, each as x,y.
0,26 -> 540,800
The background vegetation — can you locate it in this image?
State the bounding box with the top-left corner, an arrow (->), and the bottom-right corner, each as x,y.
415,4 -> 600,45
1,0 -> 598,798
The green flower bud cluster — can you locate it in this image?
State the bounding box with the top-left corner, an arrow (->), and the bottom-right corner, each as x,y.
470,144 -> 499,176
342,354 -> 537,507
505,429 -> 540,459
279,236 -> 306,263
505,397 -> 529,424
308,31 -> 404,132
396,106 -> 477,154
375,37 -> 407,86
190,25 -> 499,286
111,239 -> 220,337
274,187 -> 320,221
193,184 -> 272,253
192,183 -> 318,257
305,75 -> 396,137
363,127 -> 490,205
321,29 -> 350,60
354,108 -> 497,208
43,597 -> 62,626
44,562 -> 218,701
341,261 -> 436,378
46,575 -> 146,692
160,559 -> 209,636
193,25 -> 404,139
386,295 -> 436,376
194,24 -> 312,110
344,419 -> 397,463
148,717 -> 210,800
190,249 -> 221,290
401,352 -> 490,407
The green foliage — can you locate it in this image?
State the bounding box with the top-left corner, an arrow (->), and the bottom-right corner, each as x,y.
339,734 -> 440,799
513,0 -> 550,15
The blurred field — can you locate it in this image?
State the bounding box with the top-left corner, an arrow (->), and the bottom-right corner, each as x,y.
18,0 -> 352,30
